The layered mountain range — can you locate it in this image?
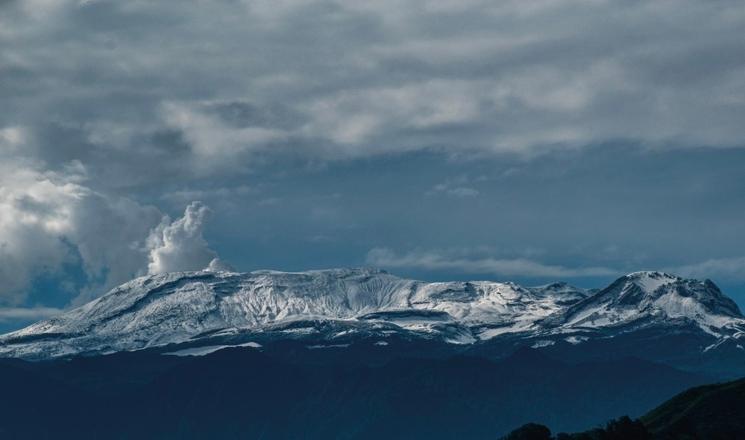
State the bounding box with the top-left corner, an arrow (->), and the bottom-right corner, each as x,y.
1,268 -> 744,377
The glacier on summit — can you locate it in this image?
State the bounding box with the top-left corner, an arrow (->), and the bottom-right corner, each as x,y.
0,268 -> 743,362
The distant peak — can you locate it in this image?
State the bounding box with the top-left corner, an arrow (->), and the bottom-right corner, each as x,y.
621,271 -> 682,293
529,281 -> 587,296
539,281 -> 572,290
625,271 -> 681,280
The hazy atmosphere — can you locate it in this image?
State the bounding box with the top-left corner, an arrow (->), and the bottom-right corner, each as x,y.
2,0 -> 745,331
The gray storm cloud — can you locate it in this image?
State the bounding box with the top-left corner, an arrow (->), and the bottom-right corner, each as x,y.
1,0 -> 745,190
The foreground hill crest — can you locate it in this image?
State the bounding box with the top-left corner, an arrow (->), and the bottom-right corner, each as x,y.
1,268 -> 743,361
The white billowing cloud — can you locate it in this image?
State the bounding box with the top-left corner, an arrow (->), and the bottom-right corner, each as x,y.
367,248 -> 617,278
0,131 -> 229,308
0,159 -> 163,305
301,80 -> 481,150
146,201 -> 227,275
159,102 -> 286,172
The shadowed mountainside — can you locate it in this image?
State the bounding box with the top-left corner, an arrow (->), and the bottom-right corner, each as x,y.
0,346 -> 707,439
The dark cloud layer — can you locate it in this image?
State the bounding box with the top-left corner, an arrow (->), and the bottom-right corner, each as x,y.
1,0 -> 745,327
3,0 -> 745,176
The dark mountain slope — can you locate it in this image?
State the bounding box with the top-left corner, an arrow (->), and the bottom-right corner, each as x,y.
0,345 -> 707,439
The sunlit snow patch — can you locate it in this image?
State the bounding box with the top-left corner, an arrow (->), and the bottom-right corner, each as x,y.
531,340 -> 555,348
306,344 -> 351,350
164,341 -> 262,357
565,335 -> 588,345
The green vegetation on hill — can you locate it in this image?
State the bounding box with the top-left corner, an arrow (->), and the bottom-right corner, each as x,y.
642,377 -> 745,439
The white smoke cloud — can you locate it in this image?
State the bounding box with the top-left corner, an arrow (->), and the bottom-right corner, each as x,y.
146,201 -> 228,275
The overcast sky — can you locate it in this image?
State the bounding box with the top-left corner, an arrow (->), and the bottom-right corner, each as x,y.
2,0 -> 745,331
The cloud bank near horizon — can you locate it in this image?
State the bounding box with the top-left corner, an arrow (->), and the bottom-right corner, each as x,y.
366,248 -> 618,279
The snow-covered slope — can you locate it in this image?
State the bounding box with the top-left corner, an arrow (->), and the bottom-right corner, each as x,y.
544,271 -> 745,336
0,268 -> 588,359
0,268 -> 743,360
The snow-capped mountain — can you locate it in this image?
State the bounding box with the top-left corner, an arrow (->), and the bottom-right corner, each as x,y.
0,268 -> 743,364
0,268 -> 588,359
544,271 -> 744,334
